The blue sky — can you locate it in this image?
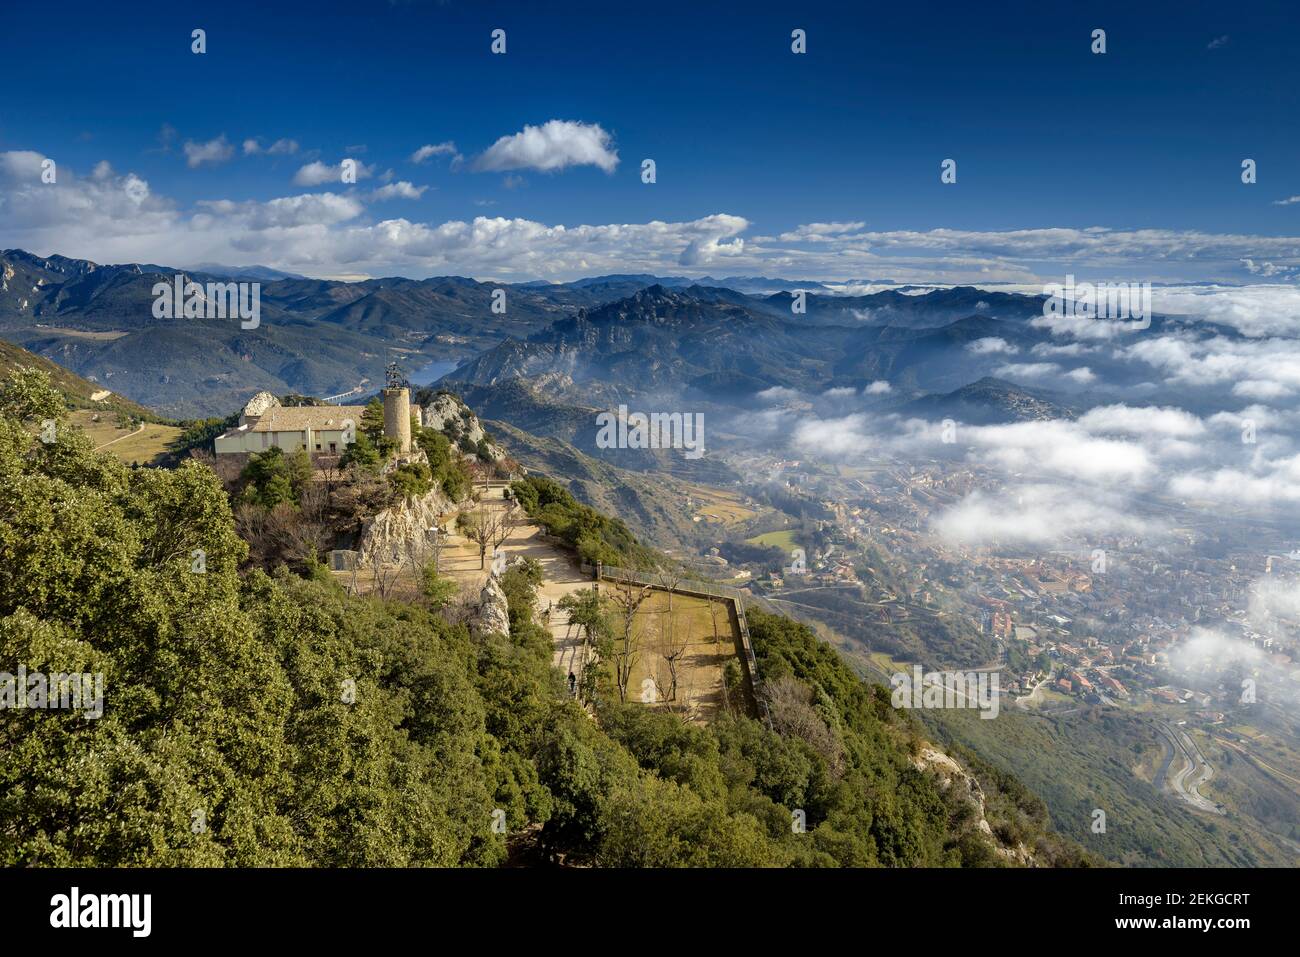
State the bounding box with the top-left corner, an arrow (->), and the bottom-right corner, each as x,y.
1,0 -> 1298,282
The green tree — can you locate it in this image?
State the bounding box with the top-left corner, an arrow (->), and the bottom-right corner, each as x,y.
339,431 -> 381,471
360,397 -> 385,440
419,563 -> 457,610
239,447 -> 306,509
0,365 -> 65,424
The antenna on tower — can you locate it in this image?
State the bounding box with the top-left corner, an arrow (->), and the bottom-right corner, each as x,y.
385,361 -> 407,390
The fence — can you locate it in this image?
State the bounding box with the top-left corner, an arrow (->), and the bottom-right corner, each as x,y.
582,562 -> 772,727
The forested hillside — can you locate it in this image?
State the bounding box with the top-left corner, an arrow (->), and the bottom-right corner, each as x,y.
0,366 -> 1091,867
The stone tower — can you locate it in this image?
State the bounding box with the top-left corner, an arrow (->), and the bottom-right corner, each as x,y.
383,386 -> 412,454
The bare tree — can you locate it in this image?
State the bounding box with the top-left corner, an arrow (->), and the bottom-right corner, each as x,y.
493,500 -> 519,549
609,583 -> 652,704
236,501 -> 324,570
763,675 -> 846,776
425,524 -> 446,574
707,597 -> 725,646
316,456 -> 343,505
193,447 -> 242,487
457,500 -> 519,569
458,509 -> 501,569
280,516 -> 328,568
362,545 -> 406,599
465,459 -> 487,485
657,662 -> 701,720
655,567 -> 685,612
656,610 -> 691,702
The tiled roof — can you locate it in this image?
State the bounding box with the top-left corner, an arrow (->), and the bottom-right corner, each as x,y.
247,405 -> 367,432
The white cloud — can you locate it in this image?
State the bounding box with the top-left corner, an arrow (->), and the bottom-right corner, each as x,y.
757,386 -> 803,404
1169,629 -> 1262,677
1031,341 -> 1097,357
0,151 -> 171,249
370,181 -> 428,201
0,165 -> 753,275
1251,576 -> 1300,629
1127,334 -> 1300,391
966,336 -> 1018,355
473,120 -> 618,174
792,413 -> 873,456
1233,379 -> 1294,400
410,142 -> 460,164
244,137 -> 299,156
9,151 -> 1300,298
993,361 -> 1059,379
0,150 -> 47,180
1076,405 -> 1205,438
1030,312 -> 1139,341
293,159 -> 376,187
932,484 -> 1151,546
1169,454 -> 1300,505
194,193 -> 364,229
775,222 -> 867,243
678,214 -> 747,265
183,135 -> 234,168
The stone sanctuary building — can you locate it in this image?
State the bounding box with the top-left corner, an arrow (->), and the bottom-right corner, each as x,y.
214,387 -> 418,458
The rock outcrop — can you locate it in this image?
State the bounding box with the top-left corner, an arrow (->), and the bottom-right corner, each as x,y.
240,391 -> 280,423
468,574 -> 511,638
356,486 -> 454,567
913,746 -> 1034,865
418,391 -> 507,463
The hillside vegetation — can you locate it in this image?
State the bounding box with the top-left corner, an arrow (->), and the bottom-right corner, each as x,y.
0,338 -> 158,422
0,366 -> 1091,867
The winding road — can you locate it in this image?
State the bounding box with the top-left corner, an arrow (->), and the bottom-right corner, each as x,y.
1156,722 -> 1223,815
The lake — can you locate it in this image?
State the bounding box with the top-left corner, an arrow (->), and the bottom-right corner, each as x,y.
409,359 -> 460,386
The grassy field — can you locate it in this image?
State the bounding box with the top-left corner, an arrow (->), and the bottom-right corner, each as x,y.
610,585 -> 741,723
684,483 -> 759,525
746,529 -> 798,551
70,410 -> 183,466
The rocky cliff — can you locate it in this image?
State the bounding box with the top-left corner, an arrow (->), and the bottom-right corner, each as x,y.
416,389 -> 508,464
357,485 -> 455,567
468,574 -> 511,638
913,746 -> 1034,865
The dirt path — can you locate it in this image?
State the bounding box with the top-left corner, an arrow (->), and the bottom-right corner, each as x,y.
439,485 -> 596,687
92,423 -> 144,450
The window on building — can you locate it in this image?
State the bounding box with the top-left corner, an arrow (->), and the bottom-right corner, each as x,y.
329,442 -> 337,453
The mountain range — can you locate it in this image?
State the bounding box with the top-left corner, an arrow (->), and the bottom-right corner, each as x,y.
0,248 -> 1224,423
